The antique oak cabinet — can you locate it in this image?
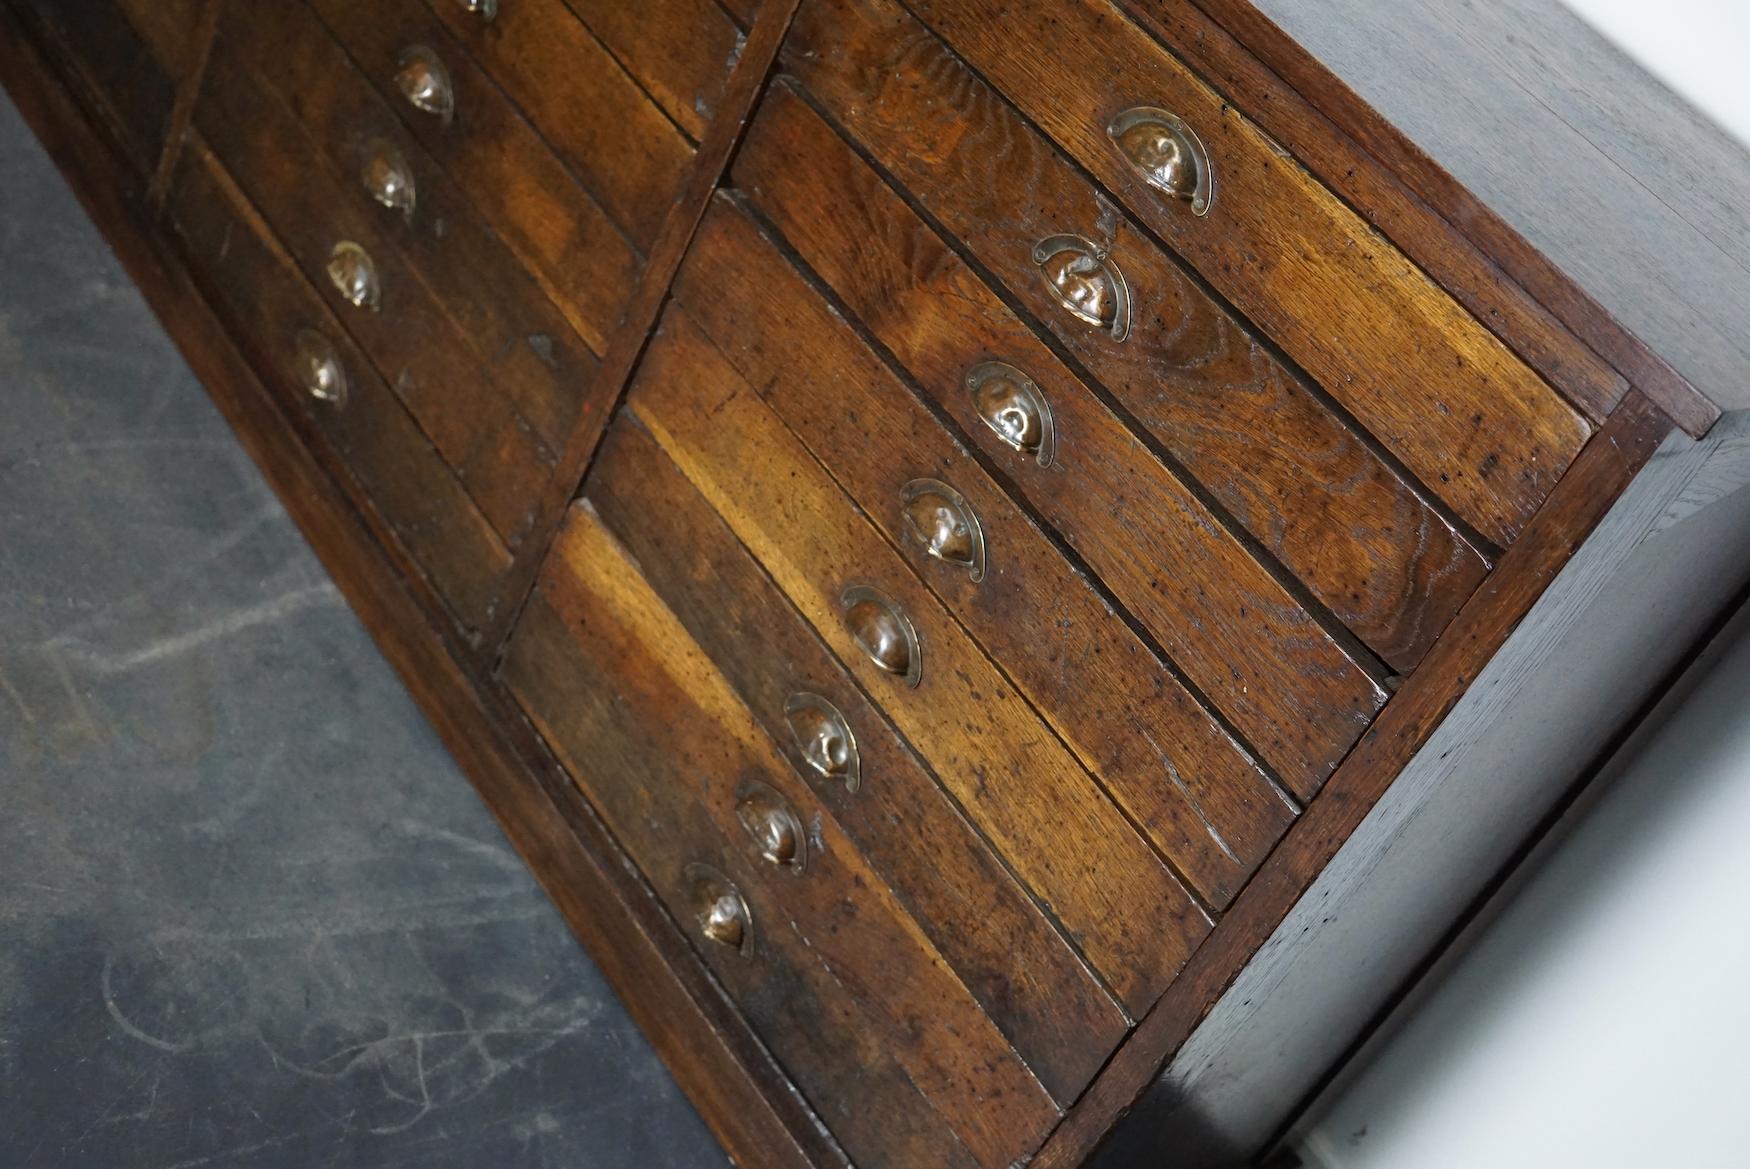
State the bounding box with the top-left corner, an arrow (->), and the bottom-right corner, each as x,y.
7,0 -> 1749,1164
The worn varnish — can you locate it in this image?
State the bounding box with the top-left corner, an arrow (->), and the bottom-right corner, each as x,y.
169,136 -> 510,633
628,305 -> 1211,1014
675,195 -> 1309,897
305,0 -> 642,354
508,507 -> 1059,1169
896,0 -> 1594,547
9,1 -> 1745,1166
779,0 -> 1490,673
585,416 -> 1126,1101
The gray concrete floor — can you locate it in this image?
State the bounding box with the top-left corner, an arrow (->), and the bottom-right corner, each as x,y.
0,93 -> 728,1168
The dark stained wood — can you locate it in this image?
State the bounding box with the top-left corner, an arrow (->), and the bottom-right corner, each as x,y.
197,34 -> 558,546
0,29 -> 841,1167
585,416 -> 1126,1102
512,514 -> 1059,1168
717,0 -> 762,27
677,196 -> 1307,899
112,0 -> 206,76
225,0 -> 596,442
169,135 -> 511,636
1192,0 -> 1732,436
304,0 -> 642,356
7,0 -> 175,176
561,0 -> 746,141
1029,393 -> 1674,1169
628,305 -> 1210,1015
420,0 -> 694,246
482,0 -> 804,650
778,0 -> 1492,672
897,0 -> 1594,548
508,596 -> 975,1169
1107,0 -> 1629,427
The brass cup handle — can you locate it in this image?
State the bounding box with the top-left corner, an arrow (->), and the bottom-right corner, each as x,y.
458,0 -> 498,19
1032,234 -> 1132,342
684,863 -> 752,955
900,479 -> 986,582
292,329 -> 348,406
965,360 -> 1054,466
841,585 -> 921,687
361,140 -> 416,218
784,692 -> 860,793
1107,105 -> 1213,216
326,241 -> 381,311
735,782 -> 807,872
395,45 -> 455,123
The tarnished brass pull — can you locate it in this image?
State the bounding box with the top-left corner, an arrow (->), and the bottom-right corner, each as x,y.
395,46 -> 455,123
966,360 -> 1054,466
784,692 -> 859,793
361,141 -> 416,218
458,0 -> 498,20
1107,106 -> 1213,215
1032,234 -> 1132,341
684,863 -> 752,955
841,586 -> 920,686
900,479 -> 986,582
292,329 -> 348,406
326,241 -> 380,311
735,782 -> 807,872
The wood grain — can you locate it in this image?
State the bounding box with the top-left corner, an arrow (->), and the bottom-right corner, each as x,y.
897,0 -> 1593,547
779,0 -> 1491,673
1197,0 -> 1731,435
197,32 -> 557,547
628,305 -> 1209,1015
677,194 -> 1309,898
513,514 -> 1060,1168
419,0 -> 694,247
585,416 -> 1126,1102
230,0 -> 595,441
168,135 -> 511,635
560,0 -> 745,141
305,0 -> 643,354
1109,0 -> 1629,426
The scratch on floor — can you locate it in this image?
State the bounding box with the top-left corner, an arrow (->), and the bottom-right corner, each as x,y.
54,582 -> 341,675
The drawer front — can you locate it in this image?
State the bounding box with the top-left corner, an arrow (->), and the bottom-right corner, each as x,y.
350,0 -> 693,248
626,302 -> 1210,1016
196,24 -> 559,548
212,1 -> 597,443
10,0 -> 177,175
504,504 -> 1059,1169
583,416 -> 1126,1103
777,0 -> 1491,676
558,0 -> 749,140
168,139 -> 510,634
806,0 -> 1592,548
304,0 -> 642,353
675,196 -> 1314,897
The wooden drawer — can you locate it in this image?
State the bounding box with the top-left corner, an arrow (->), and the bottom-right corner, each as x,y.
777,0 -> 1492,678
303,0 -> 642,353
625,301 -> 1209,1017
7,0 -> 179,175
316,0 -> 692,249
210,0 -> 597,443
168,137 -> 510,634
580,417 -> 1127,1103
789,0 -> 1592,551
675,195 -> 1318,901
195,23 -> 558,549
558,0 -> 752,141
504,497 -> 1061,1169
